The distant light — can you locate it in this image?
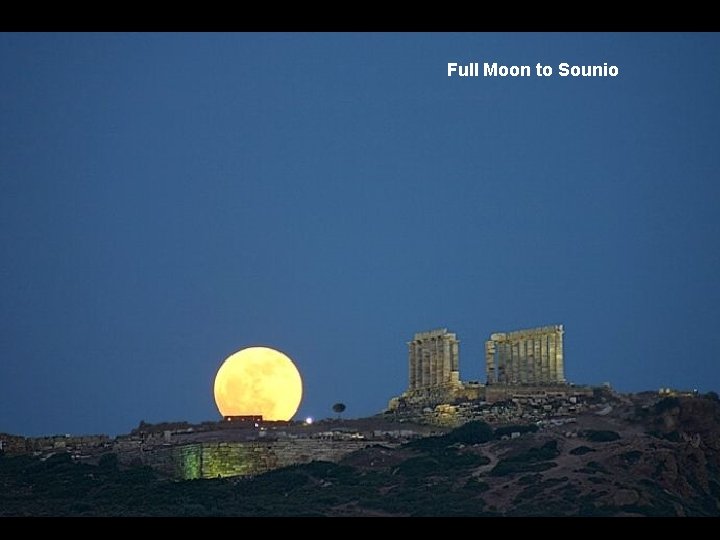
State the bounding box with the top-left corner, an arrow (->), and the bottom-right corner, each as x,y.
305,417 -> 313,425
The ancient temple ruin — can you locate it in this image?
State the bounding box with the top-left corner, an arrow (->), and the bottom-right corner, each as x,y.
408,328 -> 460,391
485,324 -> 565,385
388,323 -> 576,415
387,328 -> 480,411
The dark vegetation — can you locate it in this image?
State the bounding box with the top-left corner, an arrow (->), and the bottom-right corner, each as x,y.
406,420 -> 494,451
581,430 -> 621,443
490,440 -> 560,476
3,396 -> 720,516
569,446 -> 595,456
0,421 -> 516,516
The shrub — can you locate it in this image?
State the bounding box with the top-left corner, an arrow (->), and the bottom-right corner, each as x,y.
405,436 -> 445,452
445,421 -> 494,445
490,441 -> 560,476
569,446 -> 595,456
405,421 -> 493,452
582,430 -> 620,443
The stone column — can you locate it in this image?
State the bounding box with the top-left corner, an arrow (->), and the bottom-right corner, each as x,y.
533,338 -> 542,383
416,341 -> 422,390
411,342 -> 418,390
548,333 -> 557,382
504,342 -> 511,384
528,337 -> 541,384
516,340 -> 523,383
452,341 -> 459,372
426,342 -> 432,387
408,341 -> 416,390
485,340 -> 496,384
510,341 -> 518,384
416,349 -> 422,388
540,335 -> 548,384
443,338 -> 451,385
422,351 -> 430,388
408,341 -> 414,390
517,340 -> 523,384
499,342 -> 509,383
429,339 -> 437,387
435,337 -> 442,386
414,341 -> 421,389
515,340 -> 525,383
415,344 -> 421,388
556,326 -> 565,383
451,340 -> 460,384
525,339 -> 532,383
526,339 -> 533,384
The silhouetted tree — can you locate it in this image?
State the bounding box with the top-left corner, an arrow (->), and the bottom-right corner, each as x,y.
332,403 -> 346,419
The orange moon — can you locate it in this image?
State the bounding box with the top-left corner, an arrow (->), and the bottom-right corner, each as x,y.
213,346 -> 303,421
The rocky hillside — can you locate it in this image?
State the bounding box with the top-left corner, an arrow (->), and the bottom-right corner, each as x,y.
2,394 -> 719,516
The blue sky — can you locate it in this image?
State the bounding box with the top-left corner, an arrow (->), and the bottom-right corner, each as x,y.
1,33 -> 719,436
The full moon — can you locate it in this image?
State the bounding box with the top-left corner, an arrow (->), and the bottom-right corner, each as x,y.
213,346 -> 303,421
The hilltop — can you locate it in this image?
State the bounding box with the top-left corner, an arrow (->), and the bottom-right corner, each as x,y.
1,391 -> 719,516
